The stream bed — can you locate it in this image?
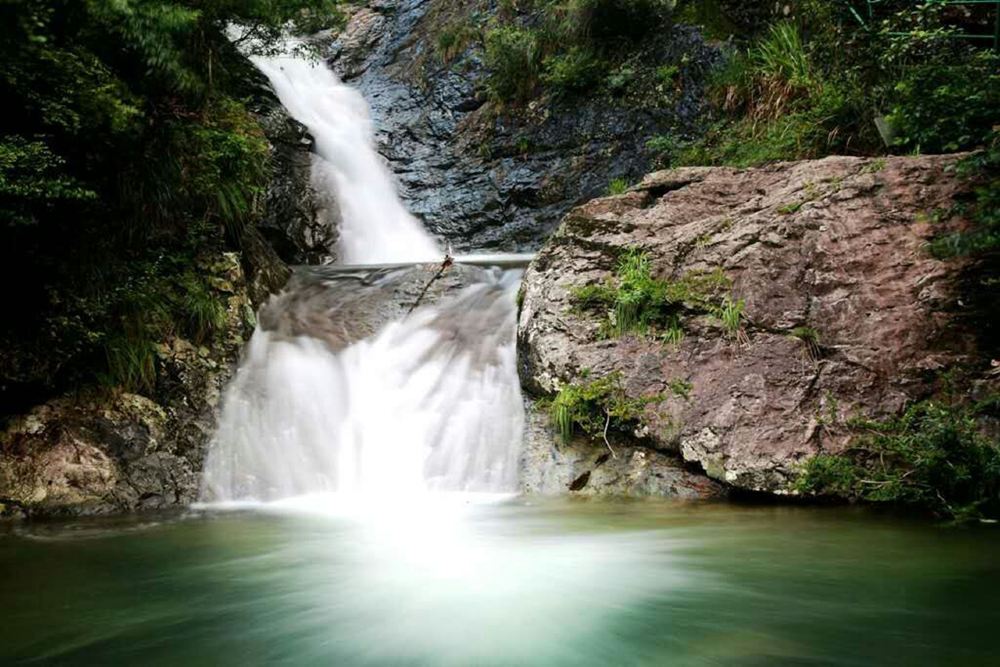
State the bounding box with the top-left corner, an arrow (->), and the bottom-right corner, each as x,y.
2,498 -> 998,665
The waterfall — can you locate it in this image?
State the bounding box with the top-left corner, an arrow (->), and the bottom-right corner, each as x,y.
200,46 -> 524,504
251,50 -> 440,265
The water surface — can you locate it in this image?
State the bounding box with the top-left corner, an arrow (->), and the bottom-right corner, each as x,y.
2,498 -> 997,665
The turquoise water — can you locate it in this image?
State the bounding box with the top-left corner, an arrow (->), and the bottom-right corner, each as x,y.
1,498 -> 998,665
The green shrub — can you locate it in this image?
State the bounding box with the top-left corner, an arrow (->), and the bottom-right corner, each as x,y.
681,71 -> 870,167
482,0 -> 677,102
436,21 -> 478,63
715,22 -> 815,122
105,333 -> 159,394
606,65 -> 636,92
675,18 -> 874,167
885,51 -> 1000,154
661,315 -> 685,345
752,21 -> 811,85
929,134 -> 1000,258
606,177 -> 629,195
796,398 -> 1000,520
0,137 -> 97,226
180,273 -> 227,344
484,26 -> 541,102
541,0 -> 674,46
677,2 -> 998,167
715,295 -> 743,334
542,47 -> 605,93
645,134 -> 682,166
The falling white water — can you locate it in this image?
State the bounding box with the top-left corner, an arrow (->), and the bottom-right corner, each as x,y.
202,271 -> 524,502
251,48 -> 440,264
201,41 -> 525,505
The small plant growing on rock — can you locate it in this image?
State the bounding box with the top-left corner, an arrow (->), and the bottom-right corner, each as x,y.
607,177 -> 629,195
714,296 -> 748,345
542,47 -> 605,93
789,326 -> 821,360
661,315 -> 684,345
484,26 -> 541,103
863,158 -> 887,174
549,371 -> 663,456
777,201 -> 803,215
435,21 -> 478,64
571,249 -> 735,340
668,378 -> 693,401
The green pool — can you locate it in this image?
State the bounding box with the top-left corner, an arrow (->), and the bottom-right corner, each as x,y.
2,498 -> 998,665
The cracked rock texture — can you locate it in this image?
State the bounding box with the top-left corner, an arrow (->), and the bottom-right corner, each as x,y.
518,155 -> 987,494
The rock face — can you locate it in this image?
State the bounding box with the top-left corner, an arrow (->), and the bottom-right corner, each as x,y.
518,155 -> 984,494
328,0 -> 718,251
252,99 -> 334,267
520,403 -> 725,498
0,254 -> 254,517
242,69 -> 331,305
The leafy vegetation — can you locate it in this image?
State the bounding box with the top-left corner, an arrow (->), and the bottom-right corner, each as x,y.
549,369 -> 689,447
673,2 -> 999,168
571,248 -> 739,340
484,25 -> 541,102
789,326 -> 822,359
607,177 -> 630,195
929,134 -> 1000,258
796,397 -> 1000,520
550,372 -> 653,445
435,19 -> 480,64
483,0 -> 678,103
0,0 -> 340,413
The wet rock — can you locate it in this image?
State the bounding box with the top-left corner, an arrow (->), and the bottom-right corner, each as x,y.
259,261 -> 510,350
518,155 -> 985,495
327,0 -> 719,252
520,404 -> 725,498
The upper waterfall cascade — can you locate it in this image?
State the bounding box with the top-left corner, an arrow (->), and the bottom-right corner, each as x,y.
252,49 -> 440,265
200,46 -> 524,503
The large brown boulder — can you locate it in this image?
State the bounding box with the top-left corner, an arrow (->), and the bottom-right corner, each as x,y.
517,155 -> 987,494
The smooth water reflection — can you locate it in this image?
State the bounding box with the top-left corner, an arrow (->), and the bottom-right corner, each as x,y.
1,498 -> 998,665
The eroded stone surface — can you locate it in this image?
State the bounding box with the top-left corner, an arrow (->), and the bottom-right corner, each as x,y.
518,155 -> 985,493
520,404 -> 725,498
